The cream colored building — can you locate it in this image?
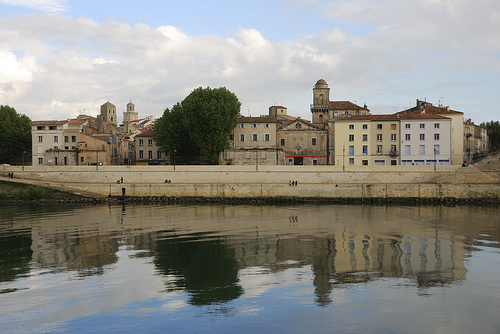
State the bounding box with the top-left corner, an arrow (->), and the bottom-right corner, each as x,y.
221,115 -> 281,165
335,115 -> 401,167
398,100 -> 464,165
134,129 -> 166,165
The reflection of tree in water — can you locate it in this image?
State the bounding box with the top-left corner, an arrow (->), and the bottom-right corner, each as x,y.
154,234 -> 243,306
0,233 -> 32,284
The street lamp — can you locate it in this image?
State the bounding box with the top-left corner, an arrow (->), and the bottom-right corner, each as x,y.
22,151 -> 26,171
173,148 -> 177,171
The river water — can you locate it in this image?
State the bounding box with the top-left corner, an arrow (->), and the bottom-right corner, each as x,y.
0,204 -> 499,333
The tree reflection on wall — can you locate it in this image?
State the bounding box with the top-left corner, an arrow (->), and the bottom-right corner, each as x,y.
153,234 -> 243,306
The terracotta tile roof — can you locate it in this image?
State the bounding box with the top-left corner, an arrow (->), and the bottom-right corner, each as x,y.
135,129 -> 154,137
277,115 -> 311,123
67,118 -> 88,125
31,120 -> 68,126
238,115 -> 277,123
329,101 -> 363,110
398,105 -> 463,115
270,105 -> 287,109
336,113 -> 450,121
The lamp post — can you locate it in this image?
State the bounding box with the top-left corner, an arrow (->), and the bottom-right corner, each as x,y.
342,144 -> 345,172
434,146 -> 437,171
173,148 -> 176,171
22,151 -> 26,171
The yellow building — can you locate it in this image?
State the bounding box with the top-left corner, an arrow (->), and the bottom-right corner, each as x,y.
335,115 -> 400,167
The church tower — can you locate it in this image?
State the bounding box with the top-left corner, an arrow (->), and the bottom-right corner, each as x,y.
311,79 -> 330,126
100,101 -> 117,126
123,101 -> 138,123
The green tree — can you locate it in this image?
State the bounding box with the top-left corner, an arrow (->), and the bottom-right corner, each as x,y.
480,120 -> 500,151
154,87 -> 241,165
153,103 -> 199,164
0,105 -> 31,164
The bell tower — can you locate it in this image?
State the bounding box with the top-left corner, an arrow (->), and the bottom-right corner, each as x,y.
311,79 -> 330,126
123,101 -> 138,123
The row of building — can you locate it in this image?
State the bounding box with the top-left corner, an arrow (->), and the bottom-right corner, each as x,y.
31,79 -> 489,167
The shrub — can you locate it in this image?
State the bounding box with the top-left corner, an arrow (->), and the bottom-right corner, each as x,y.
26,185 -> 45,200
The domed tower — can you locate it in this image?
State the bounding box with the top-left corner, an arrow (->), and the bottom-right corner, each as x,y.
123,101 -> 138,123
311,79 -> 330,126
100,101 -> 117,126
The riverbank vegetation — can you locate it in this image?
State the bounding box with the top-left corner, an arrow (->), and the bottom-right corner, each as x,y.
0,180 -> 85,202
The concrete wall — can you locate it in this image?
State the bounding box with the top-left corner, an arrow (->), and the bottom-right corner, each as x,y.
1,164 -> 498,200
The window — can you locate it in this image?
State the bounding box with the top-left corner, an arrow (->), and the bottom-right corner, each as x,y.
349,158 -> 354,165
280,138 -> 285,146
405,134 -> 411,140
405,124 -> 411,129
239,124 -> 245,128
362,160 -> 368,165
80,157 -> 84,163
252,124 -> 257,128
434,133 -> 440,140
71,136 -> 76,142
295,123 -> 302,129
377,134 -> 382,141
374,160 -> 386,165
157,151 -> 162,160
64,136 -> 68,142
419,145 -> 425,155
391,145 -> 397,154
434,145 -> 440,154
139,139 -> 144,146
53,136 -> 58,142
139,150 -> 144,159
312,138 -> 317,146
229,134 -> 234,141
420,134 -> 425,141
391,160 -> 397,165
37,126 -> 46,130
38,136 -> 43,142
434,123 -> 440,129
405,145 -> 411,154
265,123 -> 270,128
349,124 -> 354,130
148,151 -> 153,160
38,158 -> 43,165
420,124 -> 425,129
362,145 -> 368,155
264,134 -> 271,142
362,134 -> 368,141
239,134 -> 246,142
362,124 -> 368,129
49,126 -> 57,130
391,134 -> 396,141
349,145 -> 354,155
313,159 -> 318,166
391,124 -> 396,130
251,134 -> 258,141
377,124 -> 382,130
349,134 -> 354,142
148,139 -> 153,146
377,145 -> 383,154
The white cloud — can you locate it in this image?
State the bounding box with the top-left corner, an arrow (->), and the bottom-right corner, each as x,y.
0,0 -> 67,13
0,0 -> 499,124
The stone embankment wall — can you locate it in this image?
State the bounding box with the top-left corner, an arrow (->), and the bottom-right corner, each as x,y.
1,164 -> 499,201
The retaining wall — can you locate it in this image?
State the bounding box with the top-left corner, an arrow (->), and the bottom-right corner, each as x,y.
1,164 -> 498,200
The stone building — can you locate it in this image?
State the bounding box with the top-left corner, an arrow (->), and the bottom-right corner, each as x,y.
277,118 -> 328,165
464,119 -> 489,164
221,115 -> 282,165
134,129 -> 166,165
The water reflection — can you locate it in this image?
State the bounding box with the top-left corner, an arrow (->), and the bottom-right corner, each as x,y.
0,204 -> 498,309
154,235 -> 243,305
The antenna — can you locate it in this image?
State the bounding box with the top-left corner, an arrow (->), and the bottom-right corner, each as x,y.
438,95 -> 444,107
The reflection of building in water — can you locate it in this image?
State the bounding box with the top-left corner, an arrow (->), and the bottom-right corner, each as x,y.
231,230 -> 467,306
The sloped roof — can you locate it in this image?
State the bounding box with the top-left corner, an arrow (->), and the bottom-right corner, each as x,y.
336,113 -> 450,121
329,101 -> 364,110
279,117 -> 326,131
31,120 -> 68,126
135,129 -> 154,137
398,105 -> 463,115
238,115 -> 277,123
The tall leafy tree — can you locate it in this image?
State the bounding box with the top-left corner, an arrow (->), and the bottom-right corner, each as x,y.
0,105 -> 31,164
154,87 -> 241,165
153,103 -> 199,164
480,120 -> 500,151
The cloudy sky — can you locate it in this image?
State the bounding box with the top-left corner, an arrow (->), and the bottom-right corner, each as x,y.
1,0 -> 499,124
